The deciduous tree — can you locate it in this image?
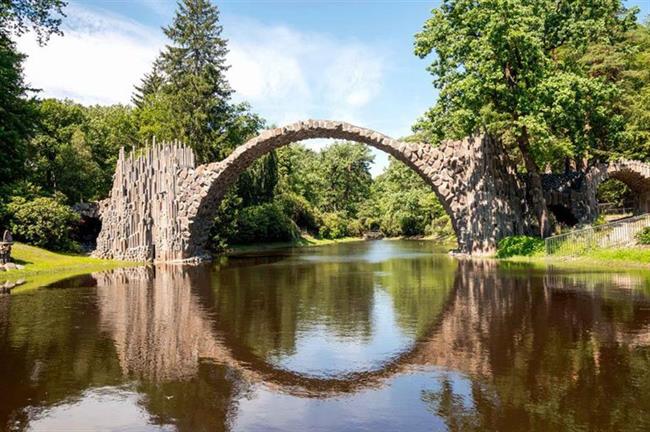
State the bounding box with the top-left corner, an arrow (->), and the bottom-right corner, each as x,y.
414,0 -> 636,236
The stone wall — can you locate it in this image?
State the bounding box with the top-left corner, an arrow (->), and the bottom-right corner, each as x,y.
95,120 -> 532,262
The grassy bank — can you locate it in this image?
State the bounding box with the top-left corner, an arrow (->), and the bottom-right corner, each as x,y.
1,243 -> 138,286
227,234 -> 364,254
503,247 -> 650,270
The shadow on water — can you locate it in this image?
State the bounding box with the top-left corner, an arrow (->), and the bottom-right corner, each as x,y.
1,241 -> 650,431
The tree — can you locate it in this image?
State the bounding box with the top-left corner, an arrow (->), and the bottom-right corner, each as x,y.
8,195 -> 80,251
0,35 -> 35,190
0,0 -> 67,190
359,157 -> 451,238
580,23 -> 650,160
0,0 -> 66,43
318,142 -> 373,217
26,100 -> 93,202
85,104 -> 139,195
131,60 -> 165,109
276,144 -> 322,205
414,0 -> 636,236
157,0 -> 233,162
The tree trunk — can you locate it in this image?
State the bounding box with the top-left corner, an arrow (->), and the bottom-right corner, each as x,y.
518,128 -> 551,238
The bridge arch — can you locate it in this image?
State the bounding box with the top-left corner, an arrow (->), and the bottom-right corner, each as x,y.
588,160 -> 650,216
179,120 -> 455,258
95,120 -> 530,261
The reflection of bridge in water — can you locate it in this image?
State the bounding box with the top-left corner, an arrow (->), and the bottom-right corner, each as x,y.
94,261 -> 650,398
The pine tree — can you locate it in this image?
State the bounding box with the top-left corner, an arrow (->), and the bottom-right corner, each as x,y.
158,0 -> 233,162
131,60 -> 164,109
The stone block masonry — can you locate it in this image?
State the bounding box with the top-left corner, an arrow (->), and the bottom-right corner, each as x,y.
94,120 -> 532,262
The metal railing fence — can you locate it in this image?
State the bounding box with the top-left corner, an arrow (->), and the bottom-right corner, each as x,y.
545,213 -> 650,255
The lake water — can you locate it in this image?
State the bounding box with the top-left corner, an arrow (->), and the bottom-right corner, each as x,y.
2,240 -> 650,431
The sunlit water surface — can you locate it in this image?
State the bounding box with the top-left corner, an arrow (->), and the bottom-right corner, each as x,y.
2,240 -> 650,431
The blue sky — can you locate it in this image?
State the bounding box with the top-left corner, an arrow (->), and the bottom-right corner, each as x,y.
17,0 -> 650,175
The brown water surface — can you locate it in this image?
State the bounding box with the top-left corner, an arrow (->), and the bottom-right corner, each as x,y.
1,240 -> 650,431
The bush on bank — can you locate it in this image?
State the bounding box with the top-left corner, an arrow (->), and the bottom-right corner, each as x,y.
7,196 -> 80,251
636,227 -> 650,245
496,235 -> 545,258
235,202 -> 299,244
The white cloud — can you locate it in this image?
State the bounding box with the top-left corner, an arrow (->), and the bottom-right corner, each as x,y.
17,5 -> 165,105
15,5 -> 389,170
224,17 -> 385,125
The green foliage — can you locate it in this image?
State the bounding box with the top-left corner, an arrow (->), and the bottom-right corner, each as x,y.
7,196 -> 80,251
276,144 -> 322,204
597,178 -> 633,208
319,212 -> 352,239
235,203 -> 298,244
414,0 -> 635,160
0,36 -> 36,189
318,142 -> 373,217
414,0 -> 636,235
24,99 -> 137,203
0,0 -> 66,43
276,192 -> 319,233
636,227 -> 650,245
581,23 -> 650,160
131,0 -> 265,163
359,157 -> 452,239
496,236 -> 545,258
237,150 -> 279,206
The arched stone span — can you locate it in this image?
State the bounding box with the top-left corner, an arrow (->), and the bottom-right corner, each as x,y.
94,120 -> 530,262
589,160 -> 650,214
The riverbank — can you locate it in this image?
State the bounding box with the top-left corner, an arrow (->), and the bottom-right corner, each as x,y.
503,247 -> 650,270
227,234 -> 457,256
0,243 -> 138,291
227,234 -> 364,255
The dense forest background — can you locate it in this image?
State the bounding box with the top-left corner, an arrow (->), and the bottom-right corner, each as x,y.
2,0 -> 650,252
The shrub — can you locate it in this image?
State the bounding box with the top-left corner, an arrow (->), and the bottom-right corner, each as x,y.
235,203 -> 298,244
319,212 -> 351,239
636,227 -> 650,245
399,214 -> 421,237
8,196 -> 80,251
276,192 -> 319,232
496,235 -> 545,258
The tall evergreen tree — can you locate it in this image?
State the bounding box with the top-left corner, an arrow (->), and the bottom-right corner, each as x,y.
131,59 -> 165,109
158,0 -> 233,162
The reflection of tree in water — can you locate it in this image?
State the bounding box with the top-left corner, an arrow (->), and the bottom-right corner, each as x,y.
6,250 -> 650,431
94,265 -> 250,432
209,259 -> 378,358
208,249 -> 459,360
421,261 -> 650,431
0,283 -> 123,431
378,254 -> 457,338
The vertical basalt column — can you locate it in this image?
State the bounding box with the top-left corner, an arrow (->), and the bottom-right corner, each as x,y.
94,143 -> 196,262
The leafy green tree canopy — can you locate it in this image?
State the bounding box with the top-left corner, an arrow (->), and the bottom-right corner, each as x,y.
414,0 -> 636,235
0,0 -> 67,43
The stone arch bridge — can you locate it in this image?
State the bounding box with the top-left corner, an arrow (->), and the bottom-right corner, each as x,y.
94,119 -> 650,262
94,120 -> 529,261
543,160 -> 650,225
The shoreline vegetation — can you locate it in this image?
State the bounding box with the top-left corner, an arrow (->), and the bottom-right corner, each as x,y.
0,243 -> 138,291
503,248 -> 650,270
3,236 -> 650,295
